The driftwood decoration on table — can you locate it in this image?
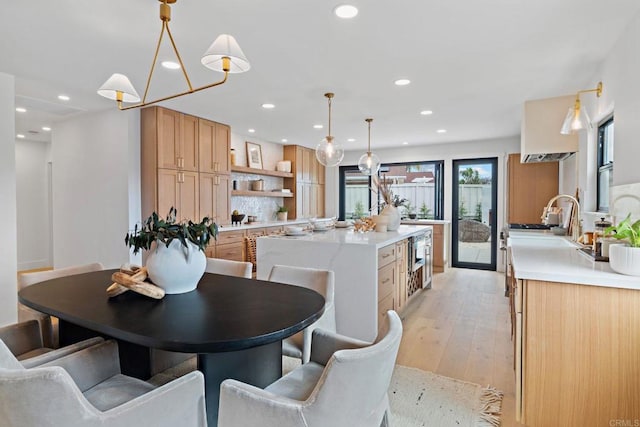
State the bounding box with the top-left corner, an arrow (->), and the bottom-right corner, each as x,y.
106,265 -> 165,299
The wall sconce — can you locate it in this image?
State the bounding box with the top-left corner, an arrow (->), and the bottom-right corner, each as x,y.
560,81 -> 603,135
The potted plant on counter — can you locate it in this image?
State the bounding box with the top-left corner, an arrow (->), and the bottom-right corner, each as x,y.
605,213 -> 640,276
276,205 -> 288,222
125,207 -> 218,293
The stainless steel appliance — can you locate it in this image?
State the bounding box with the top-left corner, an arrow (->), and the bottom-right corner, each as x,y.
408,230 -> 432,289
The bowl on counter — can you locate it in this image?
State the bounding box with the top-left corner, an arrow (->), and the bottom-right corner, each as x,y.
551,226 -> 567,236
231,214 -> 245,225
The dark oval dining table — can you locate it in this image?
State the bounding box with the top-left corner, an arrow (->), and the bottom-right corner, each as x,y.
19,269 -> 325,425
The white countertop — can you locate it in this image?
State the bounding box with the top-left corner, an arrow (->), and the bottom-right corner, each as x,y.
401,219 -> 451,225
508,231 -> 640,290
218,219 -> 308,232
260,224 -> 431,248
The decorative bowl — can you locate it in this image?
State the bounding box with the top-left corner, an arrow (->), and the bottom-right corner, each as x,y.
551,226 -> 567,236
231,214 -> 245,225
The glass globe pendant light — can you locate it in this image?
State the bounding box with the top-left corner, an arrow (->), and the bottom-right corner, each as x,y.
315,93 -> 344,167
358,118 -> 381,175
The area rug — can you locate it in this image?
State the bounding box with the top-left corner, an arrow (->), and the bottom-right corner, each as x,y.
388,365 -> 503,427
153,358 -> 503,427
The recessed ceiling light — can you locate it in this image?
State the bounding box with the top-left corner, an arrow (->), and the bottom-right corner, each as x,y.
334,4 -> 359,19
394,79 -> 411,86
248,128 -> 255,133
15,107 -> 26,113
436,129 -> 447,133
402,141 -> 409,145
42,126 -> 51,131
313,124 -> 323,129
420,110 -> 433,115
161,61 -> 181,70
281,138 -> 288,143
347,138 -> 355,142
16,134 -> 25,139
58,95 -> 70,101
261,103 -> 275,109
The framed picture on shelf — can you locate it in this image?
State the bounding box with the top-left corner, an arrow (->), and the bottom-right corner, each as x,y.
246,141 -> 263,169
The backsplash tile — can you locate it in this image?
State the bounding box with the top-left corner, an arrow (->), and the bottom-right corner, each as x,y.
230,173 -> 289,222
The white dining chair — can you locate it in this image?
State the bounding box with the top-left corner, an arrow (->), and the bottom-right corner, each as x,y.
18,263 -> 105,348
218,310 -> 402,427
267,265 -> 336,363
205,258 -> 252,278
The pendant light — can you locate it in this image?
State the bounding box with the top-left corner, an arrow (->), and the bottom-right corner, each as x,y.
315,93 -> 344,167
358,118 -> 381,175
560,82 -> 603,135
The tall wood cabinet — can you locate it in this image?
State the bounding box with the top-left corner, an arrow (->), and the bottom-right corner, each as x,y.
507,153 -> 559,224
283,145 -> 325,219
141,106 -> 231,225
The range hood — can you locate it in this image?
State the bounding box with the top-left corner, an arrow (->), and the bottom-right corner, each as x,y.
521,94 -> 578,163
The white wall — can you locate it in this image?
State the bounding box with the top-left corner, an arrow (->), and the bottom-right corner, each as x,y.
0,72 -> 18,326
52,109 -> 140,269
597,10 -> 640,187
16,139 -> 51,270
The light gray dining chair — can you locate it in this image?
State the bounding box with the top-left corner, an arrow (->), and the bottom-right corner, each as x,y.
18,262 -> 105,348
0,320 -> 103,369
218,310 -> 402,427
206,257 -> 252,278
0,338 -> 207,427
268,265 -> 336,363
149,257 -> 253,376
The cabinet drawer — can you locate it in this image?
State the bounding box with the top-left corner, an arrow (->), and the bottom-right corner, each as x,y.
215,242 -> 244,261
216,230 -> 244,245
378,244 -> 396,268
378,263 -> 395,300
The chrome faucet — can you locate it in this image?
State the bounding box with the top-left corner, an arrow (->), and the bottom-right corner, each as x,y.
541,194 -> 581,241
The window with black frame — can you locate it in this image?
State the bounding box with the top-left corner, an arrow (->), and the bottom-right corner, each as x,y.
597,117 -> 614,212
339,161 -> 444,220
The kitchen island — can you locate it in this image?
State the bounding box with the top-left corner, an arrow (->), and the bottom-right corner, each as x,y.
257,225 -> 431,341
507,232 -> 640,426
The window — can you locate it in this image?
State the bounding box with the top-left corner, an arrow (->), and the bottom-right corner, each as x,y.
339,166 -> 372,220
597,117 -> 614,212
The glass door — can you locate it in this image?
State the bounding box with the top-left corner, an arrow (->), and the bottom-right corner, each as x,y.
338,166 -> 372,220
451,158 -> 498,270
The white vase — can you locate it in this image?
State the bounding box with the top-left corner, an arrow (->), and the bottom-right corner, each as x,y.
277,211 -> 288,221
381,205 -> 401,231
609,244 -> 640,276
146,240 -> 206,294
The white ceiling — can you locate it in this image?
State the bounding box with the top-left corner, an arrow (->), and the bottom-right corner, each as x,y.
4,0 -> 640,149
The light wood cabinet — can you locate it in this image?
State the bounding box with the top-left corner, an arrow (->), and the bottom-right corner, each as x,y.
507,153 -> 559,224
513,275 -> 640,425
283,145 -> 325,219
376,241 -> 410,337
431,224 -> 445,272
199,118 -> 230,174
154,107 -> 198,171
395,240 -> 407,310
157,169 -> 199,222
142,106 -> 231,225
199,173 -> 230,225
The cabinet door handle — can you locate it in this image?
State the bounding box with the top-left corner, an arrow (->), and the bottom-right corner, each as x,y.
382,278 -> 390,284
382,253 -> 391,258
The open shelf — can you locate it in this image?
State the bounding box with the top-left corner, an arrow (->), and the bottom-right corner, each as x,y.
230,165 -> 293,178
232,190 -> 294,198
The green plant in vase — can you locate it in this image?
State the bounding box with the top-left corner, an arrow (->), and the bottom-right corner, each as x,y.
604,213 -> 640,276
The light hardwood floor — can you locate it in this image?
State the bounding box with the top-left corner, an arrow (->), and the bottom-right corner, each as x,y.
396,267 -> 523,427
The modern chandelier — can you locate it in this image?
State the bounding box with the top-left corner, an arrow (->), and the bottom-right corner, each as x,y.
358,118 -> 381,175
315,93 -> 345,167
97,0 -> 250,110
560,81 -> 603,135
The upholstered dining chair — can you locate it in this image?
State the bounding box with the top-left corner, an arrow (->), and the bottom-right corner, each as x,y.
0,320 -> 103,369
0,338 -> 207,427
149,257 -> 253,376
18,262 -> 105,348
268,265 -> 336,363
218,310 -> 402,427
206,257 -> 252,278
